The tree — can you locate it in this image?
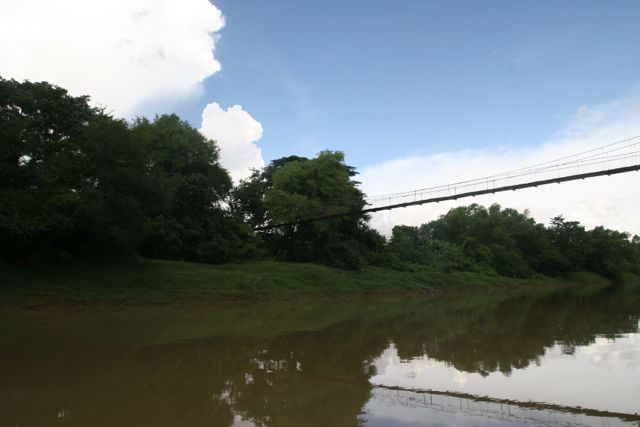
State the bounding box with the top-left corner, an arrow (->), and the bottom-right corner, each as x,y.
584,226 -> 636,282
547,216 -> 588,270
0,77 -> 134,258
131,115 -> 253,263
422,204 -> 540,277
60,114 -> 154,255
259,151 -> 376,269
230,156 -> 308,229
0,78 -> 253,262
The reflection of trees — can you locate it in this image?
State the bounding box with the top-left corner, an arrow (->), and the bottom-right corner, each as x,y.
385,285 -> 640,376
216,323 -> 386,427
0,284 -> 638,426
0,321 -> 388,427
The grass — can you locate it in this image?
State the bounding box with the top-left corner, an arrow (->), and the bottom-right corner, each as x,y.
0,257 -> 613,307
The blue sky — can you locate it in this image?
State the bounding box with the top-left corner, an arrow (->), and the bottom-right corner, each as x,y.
175,0 -> 640,168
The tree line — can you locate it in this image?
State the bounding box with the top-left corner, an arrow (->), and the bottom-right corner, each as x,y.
2,78 -> 639,280
385,205 -> 640,281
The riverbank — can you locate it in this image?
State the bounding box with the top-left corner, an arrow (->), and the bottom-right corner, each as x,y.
0,258 -> 617,308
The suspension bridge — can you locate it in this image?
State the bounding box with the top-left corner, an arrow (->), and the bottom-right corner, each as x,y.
255,135 -> 640,231
370,385 -> 639,426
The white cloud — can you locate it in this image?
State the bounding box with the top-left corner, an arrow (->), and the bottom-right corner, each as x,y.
0,0 -> 225,116
1,0 -> 266,183
360,94 -> 640,236
200,103 -> 264,182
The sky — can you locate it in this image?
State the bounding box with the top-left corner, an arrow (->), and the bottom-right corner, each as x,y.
1,0 -> 640,234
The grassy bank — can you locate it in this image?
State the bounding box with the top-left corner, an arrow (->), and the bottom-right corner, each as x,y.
0,258 -> 616,307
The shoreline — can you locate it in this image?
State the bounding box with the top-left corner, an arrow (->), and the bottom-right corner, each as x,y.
1,257 -> 620,310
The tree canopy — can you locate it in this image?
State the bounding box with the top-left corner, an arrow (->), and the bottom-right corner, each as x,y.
0,77 -> 252,262
2,77 -> 638,280
385,203 -> 640,281
232,151 -> 383,269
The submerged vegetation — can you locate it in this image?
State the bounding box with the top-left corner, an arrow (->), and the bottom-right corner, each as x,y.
1,77 -> 639,300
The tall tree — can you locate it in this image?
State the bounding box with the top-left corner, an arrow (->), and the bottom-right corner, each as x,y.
0,78 -> 253,262
230,156 -> 308,229
0,78 -> 128,258
131,114 -> 253,263
259,151 -> 378,269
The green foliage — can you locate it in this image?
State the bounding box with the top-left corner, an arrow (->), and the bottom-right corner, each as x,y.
529,249 -> 573,277
548,216 -> 588,269
584,226 -> 636,282
0,78 -> 131,258
462,237 -> 492,265
130,115 -> 252,263
262,151 -> 375,269
387,226 -> 426,264
385,204 -> 640,280
230,155 -> 308,229
2,78 -> 638,282
0,78 -> 252,262
415,204 -> 541,277
232,151 -> 383,269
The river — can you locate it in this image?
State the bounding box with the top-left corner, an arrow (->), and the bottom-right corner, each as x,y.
1,283 -> 639,426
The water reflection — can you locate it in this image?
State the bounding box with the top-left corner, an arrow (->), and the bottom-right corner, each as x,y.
0,283 -> 639,426
364,388 -> 634,427
370,333 -> 640,414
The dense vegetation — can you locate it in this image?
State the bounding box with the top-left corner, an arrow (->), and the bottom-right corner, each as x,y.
1,78 -> 253,262
385,206 -> 640,281
2,78 -> 639,283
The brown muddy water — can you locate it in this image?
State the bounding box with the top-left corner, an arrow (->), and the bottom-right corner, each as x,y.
1,284 -> 639,426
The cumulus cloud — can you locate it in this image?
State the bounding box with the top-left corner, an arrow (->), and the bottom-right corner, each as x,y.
1,0 -> 267,182
0,0 -> 225,116
360,94 -> 640,236
200,103 -> 264,182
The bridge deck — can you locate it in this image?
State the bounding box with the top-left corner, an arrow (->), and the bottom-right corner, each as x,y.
255,164 -> 640,231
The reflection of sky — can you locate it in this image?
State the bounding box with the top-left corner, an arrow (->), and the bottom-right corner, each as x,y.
231,415 -> 257,427
582,336 -> 640,369
370,332 -> 640,414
